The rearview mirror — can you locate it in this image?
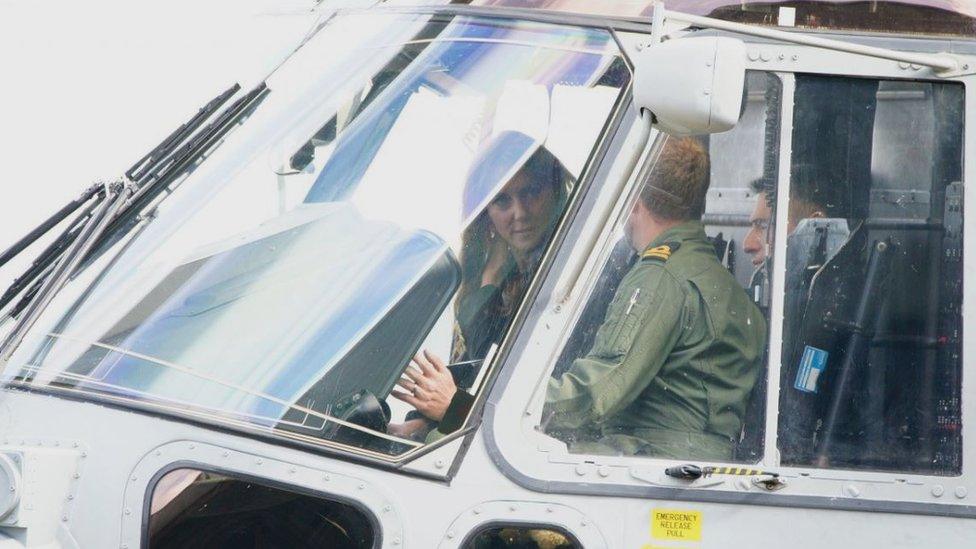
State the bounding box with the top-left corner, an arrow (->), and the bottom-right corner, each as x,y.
633,37 -> 746,135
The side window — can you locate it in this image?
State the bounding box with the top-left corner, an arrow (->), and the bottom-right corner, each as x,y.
540,72 -> 779,463
148,469 -> 376,548
777,76 -> 964,475
462,525 -> 581,548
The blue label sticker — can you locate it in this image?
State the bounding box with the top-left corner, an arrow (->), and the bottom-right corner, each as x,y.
794,346 -> 829,394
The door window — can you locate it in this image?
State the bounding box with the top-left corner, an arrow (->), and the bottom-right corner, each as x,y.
539,72 -> 780,463
148,468 -> 376,548
777,76 -> 965,475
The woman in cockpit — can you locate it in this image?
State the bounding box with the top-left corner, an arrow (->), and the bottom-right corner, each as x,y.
390,132 -> 573,438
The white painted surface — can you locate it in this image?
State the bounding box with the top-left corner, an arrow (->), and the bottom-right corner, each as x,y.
0,0 -> 319,290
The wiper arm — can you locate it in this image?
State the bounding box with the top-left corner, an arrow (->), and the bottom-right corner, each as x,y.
145,83 -> 266,187
87,82 -> 270,263
0,82 -> 269,362
0,189 -> 107,315
0,184 -> 104,271
0,85 -> 239,278
0,85 -> 243,315
125,84 -> 241,183
0,183 -> 131,364
0,84 -> 242,289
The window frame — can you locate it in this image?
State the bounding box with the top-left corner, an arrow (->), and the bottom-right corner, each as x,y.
772,73 -> 966,475
140,461 -> 384,549
483,32 -> 976,518
458,522 -> 583,549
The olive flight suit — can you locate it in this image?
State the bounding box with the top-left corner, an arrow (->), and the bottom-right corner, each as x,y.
545,221 -> 766,460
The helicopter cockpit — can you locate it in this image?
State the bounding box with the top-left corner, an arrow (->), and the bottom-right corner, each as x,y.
0,1 -> 973,546
541,72 -> 964,476
0,10 -> 633,459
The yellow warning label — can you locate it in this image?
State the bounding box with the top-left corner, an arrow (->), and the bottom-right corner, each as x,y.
651,508 -> 702,541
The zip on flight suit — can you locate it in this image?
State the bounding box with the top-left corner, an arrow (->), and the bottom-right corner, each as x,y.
545,221 -> 766,461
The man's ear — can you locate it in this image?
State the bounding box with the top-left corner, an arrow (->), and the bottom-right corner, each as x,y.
633,198 -> 653,220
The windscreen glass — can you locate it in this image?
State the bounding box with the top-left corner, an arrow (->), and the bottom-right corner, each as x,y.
1,12 -> 630,458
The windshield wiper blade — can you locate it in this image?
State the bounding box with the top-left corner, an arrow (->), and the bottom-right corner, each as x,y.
139,83 -> 266,186
0,183 -> 104,271
125,84 -> 241,183
89,82 -> 269,261
0,189 -> 107,315
0,82 -> 268,360
0,86 -> 236,313
0,184 -> 131,364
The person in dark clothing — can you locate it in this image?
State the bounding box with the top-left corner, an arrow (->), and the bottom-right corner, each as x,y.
390,132 -> 573,438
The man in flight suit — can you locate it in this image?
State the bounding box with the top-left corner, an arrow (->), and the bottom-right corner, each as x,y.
544,137 -> 766,461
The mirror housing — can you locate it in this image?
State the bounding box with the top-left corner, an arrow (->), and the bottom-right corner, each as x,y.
633,37 -> 746,135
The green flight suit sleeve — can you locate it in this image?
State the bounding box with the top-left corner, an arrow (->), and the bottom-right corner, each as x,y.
545,263 -> 685,430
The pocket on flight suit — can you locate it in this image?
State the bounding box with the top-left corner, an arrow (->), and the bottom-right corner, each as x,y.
593,286 -> 647,358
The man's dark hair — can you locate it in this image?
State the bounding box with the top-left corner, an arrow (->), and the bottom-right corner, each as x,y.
791,163 -> 837,216
749,177 -> 768,195
748,163 -> 841,217
639,137 -> 710,221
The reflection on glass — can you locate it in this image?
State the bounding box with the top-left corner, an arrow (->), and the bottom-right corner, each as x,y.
543,73 -> 779,463
777,76 -> 964,475
149,469 -> 375,548
2,13 -> 630,458
541,134 -> 767,462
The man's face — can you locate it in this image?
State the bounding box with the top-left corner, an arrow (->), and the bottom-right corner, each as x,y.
743,192 -> 771,267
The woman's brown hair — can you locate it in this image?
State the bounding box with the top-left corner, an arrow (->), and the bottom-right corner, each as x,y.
452,134 -> 574,360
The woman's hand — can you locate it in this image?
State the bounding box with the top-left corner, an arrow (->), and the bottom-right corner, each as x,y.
480,231 -> 510,288
391,350 -> 457,422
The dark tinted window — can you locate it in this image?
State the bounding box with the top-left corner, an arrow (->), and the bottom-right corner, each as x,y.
777,76 -> 964,475
148,469 -> 376,548
463,525 -> 580,548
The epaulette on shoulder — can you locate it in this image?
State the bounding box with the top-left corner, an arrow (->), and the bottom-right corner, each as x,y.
641,241 -> 681,264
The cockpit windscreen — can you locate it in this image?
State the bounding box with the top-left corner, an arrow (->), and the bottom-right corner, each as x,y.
1,12 -> 631,458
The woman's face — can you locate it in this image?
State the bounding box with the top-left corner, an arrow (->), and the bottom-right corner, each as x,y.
486,170 -> 558,255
